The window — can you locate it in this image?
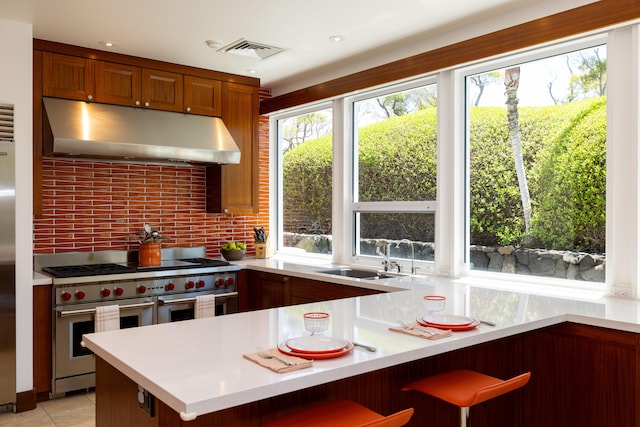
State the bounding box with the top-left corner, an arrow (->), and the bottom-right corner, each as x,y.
349,81 -> 437,272
276,106 -> 333,255
465,43 -> 607,284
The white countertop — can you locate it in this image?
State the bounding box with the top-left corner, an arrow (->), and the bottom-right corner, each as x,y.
33,271 -> 52,286
82,259 -> 640,421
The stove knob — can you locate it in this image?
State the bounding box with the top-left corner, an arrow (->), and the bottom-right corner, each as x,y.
215,278 -> 225,287
137,285 -> 147,294
101,288 -> 111,297
61,291 -> 72,301
226,277 -> 235,286
185,281 -> 195,289
114,287 -> 124,296
75,290 -> 86,300
165,282 -> 175,291
196,280 -> 205,288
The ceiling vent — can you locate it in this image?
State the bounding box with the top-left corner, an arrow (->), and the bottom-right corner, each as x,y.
218,38 -> 284,60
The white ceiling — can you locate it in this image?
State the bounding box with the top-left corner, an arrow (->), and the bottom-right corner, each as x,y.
0,0 -> 595,96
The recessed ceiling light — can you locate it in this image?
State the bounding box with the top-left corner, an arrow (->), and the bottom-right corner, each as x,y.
329,35 -> 345,43
205,40 -> 223,49
246,69 -> 257,75
99,41 -> 117,48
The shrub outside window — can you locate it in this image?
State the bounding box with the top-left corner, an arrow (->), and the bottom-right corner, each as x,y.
466,44 -> 607,284
351,81 -> 437,270
277,107 -> 333,255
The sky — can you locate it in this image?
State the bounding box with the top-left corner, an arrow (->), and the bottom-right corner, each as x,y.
472,45 -> 606,107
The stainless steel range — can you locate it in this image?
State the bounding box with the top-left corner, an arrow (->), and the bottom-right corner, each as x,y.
35,246 -> 240,398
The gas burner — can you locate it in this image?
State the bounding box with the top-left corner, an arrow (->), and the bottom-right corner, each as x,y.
179,258 -> 230,267
43,263 -> 136,278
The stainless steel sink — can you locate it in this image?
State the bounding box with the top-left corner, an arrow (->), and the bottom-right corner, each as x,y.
318,268 -> 395,280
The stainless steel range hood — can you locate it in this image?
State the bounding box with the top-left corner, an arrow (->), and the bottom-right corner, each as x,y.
42,97 -> 241,164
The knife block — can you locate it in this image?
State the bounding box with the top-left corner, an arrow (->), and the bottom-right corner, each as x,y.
255,239 -> 270,259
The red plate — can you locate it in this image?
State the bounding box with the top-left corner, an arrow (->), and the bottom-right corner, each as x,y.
278,340 -> 354,360
422,313 -> 475,327
417,316 -> 480,331
286,336 -> 349,354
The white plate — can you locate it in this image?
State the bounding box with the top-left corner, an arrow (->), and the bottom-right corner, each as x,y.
423,313 -> 475,326
285,336 -> 349,354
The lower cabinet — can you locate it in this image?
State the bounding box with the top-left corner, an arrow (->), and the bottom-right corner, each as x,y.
240,270 -> 383,311
93,322 -> 640,427
33,285 -> 52,402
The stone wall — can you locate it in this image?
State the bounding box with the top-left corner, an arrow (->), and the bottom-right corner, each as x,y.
470,245 -> 605,282
285,233 -> 605,283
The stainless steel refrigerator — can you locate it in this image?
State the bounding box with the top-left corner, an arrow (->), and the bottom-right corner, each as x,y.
0,103 -> 16,406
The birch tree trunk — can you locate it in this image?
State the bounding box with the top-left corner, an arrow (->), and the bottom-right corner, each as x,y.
505,67 -> 532,234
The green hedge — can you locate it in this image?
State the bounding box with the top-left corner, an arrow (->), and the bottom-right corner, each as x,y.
283,98 -> 606,252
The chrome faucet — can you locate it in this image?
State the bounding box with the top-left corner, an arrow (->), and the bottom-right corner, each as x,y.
398,239 -> 416,275
376,242 -> 392,271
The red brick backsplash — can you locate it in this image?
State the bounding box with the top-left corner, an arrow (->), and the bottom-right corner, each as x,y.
34,101 -> 271,258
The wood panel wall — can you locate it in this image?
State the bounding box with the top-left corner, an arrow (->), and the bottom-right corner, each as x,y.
260,0 -> 640,114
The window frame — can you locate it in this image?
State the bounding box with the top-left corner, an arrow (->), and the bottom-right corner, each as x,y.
454,33 -> 610,290
273,101 -> 334,259
269,24 -> 640,296
344,77 -> 439,272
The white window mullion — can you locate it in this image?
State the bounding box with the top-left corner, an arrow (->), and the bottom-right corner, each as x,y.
606,25 -> 640,297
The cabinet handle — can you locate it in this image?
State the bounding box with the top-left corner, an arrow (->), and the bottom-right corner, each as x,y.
144,101 -> 150,107
135,100 -> 141,106
87,94 -> 93,101
186,107 -> 191,112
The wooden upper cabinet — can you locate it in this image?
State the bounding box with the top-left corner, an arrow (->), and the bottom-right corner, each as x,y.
184,75 -> 222,117
95,61 -> 142,107
141,69 -> 183,112
221,82 -> 259,214
42,52 -> 94,101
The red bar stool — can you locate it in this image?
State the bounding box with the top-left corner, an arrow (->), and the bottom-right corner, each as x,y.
403,369 -> 531,427
261,399 -> 414,427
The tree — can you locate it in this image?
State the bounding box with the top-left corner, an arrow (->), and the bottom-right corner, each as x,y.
505,67 -> 532,234
373,87 -> 436,119
469,72 -> 501,106
281,111 -> 331,154
575,48 -> 606,97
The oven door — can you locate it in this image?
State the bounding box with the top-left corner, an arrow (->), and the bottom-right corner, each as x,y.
157,291 -> 237,323
53,297 -> 154,391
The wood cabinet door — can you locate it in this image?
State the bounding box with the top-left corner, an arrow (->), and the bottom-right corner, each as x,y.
141,68 -> 183,112
290,277 -> 382,305
184,75 -> 222,116
249,271 -> 290,310
95,61 -> 141,107
42,52 -> 94,101
221,83 -> 259,214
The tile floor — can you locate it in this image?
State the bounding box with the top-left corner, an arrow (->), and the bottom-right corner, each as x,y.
0,390 -> 95,427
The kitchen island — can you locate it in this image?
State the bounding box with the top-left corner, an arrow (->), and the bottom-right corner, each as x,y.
83,266 -> 640,426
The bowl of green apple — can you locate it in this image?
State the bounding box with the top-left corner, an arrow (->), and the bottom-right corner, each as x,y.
220,242 -> 247,261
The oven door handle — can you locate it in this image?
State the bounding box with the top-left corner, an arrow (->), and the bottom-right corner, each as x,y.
57,301 -> 156,317
158,292 -> 238,306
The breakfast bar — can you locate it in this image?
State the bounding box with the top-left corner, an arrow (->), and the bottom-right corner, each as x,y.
82,268 -> 640,427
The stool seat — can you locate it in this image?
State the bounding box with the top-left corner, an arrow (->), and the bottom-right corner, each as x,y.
262,399 -> 414,427
403,370 -> 530,427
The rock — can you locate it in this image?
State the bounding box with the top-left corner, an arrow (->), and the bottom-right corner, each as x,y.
555,258 -> 567,278
581,264 -> 605,282
528,256 -> 556,276
470,250 -> 489,269
563,252 -> 584,265
566,264 -> 580,280
579,254 -> 596,270
487,252 -> 503,272
515,249 -> 530,265
498,245 -> 514,255
502,255 -> 516,273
